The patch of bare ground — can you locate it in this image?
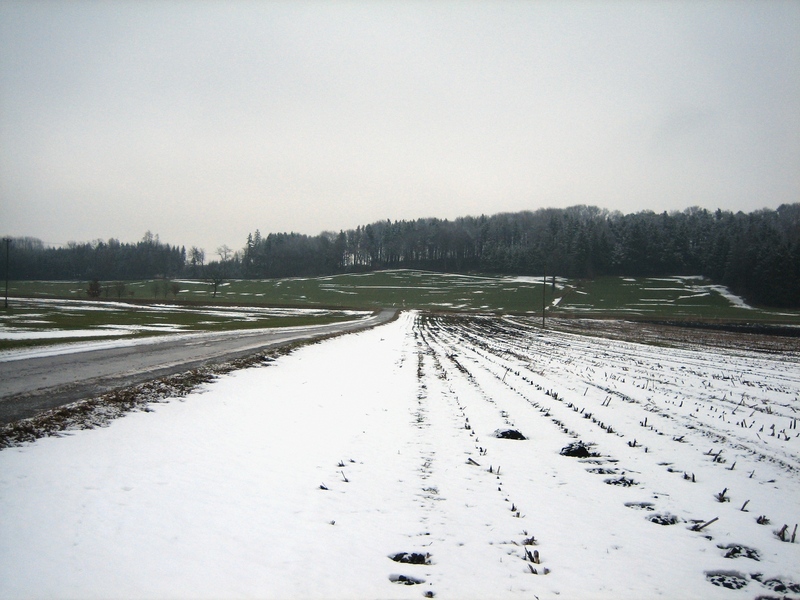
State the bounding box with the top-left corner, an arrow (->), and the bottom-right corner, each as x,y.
545,317 -> 800,354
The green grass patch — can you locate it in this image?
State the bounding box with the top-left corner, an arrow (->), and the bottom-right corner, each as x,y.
557,276 -> 800,323
0,298 -> 367,352
4,271 -> 799,334
5,272 -> 556,313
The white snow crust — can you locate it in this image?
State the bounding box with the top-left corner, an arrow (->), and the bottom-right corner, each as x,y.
1,312 -> 799,599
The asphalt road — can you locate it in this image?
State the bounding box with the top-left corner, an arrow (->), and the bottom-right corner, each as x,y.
0,309 -> 397,424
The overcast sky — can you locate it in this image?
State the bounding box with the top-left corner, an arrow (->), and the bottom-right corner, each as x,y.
1,1 -> 798,254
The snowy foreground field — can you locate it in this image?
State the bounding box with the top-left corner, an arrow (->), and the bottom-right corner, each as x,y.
1,312 -> 799,599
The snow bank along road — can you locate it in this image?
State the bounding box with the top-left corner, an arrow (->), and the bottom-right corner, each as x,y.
1,311 -> 798,599
0,309 -> 395,424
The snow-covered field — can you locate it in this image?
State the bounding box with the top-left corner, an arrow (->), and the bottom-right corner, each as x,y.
1,312 -> 799,599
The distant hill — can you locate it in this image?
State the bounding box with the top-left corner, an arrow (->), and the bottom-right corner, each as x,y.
5,204 -> 799,308
241,205 -> 800,308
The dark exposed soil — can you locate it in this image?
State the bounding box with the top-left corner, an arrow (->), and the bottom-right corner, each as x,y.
648,513 -> 680,526
494,428 -> 527,440
706,571 -> 749,590
388,574 -> 425,585
625,502 -> 655,511
559,441 -> 598,458
605,476 -> 637,487
389,552 -> 430,565
718,544 -> 761,561
546,318 -> 800,354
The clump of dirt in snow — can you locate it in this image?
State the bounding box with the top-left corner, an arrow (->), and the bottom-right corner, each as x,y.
718,544 -> 761,561
494,428 -> 527,440
389,552 -> 431,565
647,513 -> 681,526
559,441 -> 598,457
388,574 -> 425,585
706,570 -> 748,590
752,574 -> 800,594
625,501 -> 655,511
604,476 -> 638,487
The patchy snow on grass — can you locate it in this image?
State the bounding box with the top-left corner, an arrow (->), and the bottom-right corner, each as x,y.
0,327 -> 135,340
654,277 -> 755,310
0,299 -> 370,344
1,313 -> 799,599
702,285 -> 754,310
97,324 -> 189,333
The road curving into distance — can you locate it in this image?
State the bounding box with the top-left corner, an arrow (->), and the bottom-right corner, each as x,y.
0,309 -> 397,424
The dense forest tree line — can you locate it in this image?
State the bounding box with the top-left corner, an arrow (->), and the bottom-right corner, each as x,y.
4,231 -> 187,282
240,204 -> 800,308
4,205 -> 799,307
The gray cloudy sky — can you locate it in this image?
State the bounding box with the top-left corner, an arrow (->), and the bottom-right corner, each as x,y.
1,1 -> 798,254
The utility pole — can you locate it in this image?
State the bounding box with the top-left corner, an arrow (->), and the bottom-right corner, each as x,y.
3,237 -> 10,310
542,266 -> 546,328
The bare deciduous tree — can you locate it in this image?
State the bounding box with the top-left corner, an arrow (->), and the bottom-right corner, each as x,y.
189,247 -> 205,277
216,245 -> 233,262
